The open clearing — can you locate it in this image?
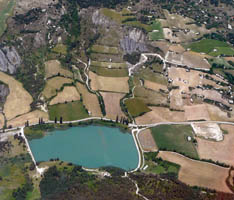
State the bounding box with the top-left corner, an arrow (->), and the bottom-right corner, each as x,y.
138,129 -> 157,152
45,60 -> 73,79
76,82 -> 102,117
90,66 -> 128,77
157,151 -> 231,193
149,20 -> 164,41
42,77 -> 73,99
100,92 -> 125,120
0,113 -> 4,129
125,98 -> 151,118
151,125 -> 198,159
197,124 -> 234,166
136,106 -> 186,124
8,110 -> 48,128
91,61 -> 127,68
52,44 -> 67,55
48,101 -> 89,121
0,72 -> 33,120
184,104 -> 210,121
50,86 -> 80,105
187,39 -> 232,56
0,0 -> 15,37
89,71 -> 129,93
91,45 -> 119,54
134,86 -> 168,106
144,80 -> 168,92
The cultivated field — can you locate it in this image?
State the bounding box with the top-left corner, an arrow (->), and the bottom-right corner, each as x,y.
207,104 -> 234,122
42,77 -> 73,99
184,104 -> 210,121
100,92 -> 125,120
148,20 -> 164,41
50,86 -> 80,105
144,80 -> 168,92
169,89 -> 184,111
76,82 -> 102,117
48,101 -> 89,121
0,72 -> 33,120
8,110 -> 48,128
197,124 -> 234,166
89,71 -> 129,93
52,44 -> 67,55
138,129 -> 157,152
136,106 -> 186,124
45,60 -> 73,79
151,124 -> 198,159
157,151 -> 231,193
125,98 -> 151,117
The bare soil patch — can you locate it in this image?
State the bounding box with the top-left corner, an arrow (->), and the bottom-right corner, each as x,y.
76,82 -> 102,117
8,110 -> 48,128
50,86 -> 80,105
0,72 -> 33,120
45,60 -> 73,79
169,89 -> 184,111
157,151 -> 231,193
100,92 -> 125,120
136,106 -> 186,125
197,124 -> 234,166
0,113 -> 4,129
89,71 -> 129,93
169,44 -> 185,53
138,129 -> 157,152
42,77 -> 73,99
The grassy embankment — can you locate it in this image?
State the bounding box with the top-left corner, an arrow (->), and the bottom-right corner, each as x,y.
150,125 -> 199,159
149,20 -> 164,41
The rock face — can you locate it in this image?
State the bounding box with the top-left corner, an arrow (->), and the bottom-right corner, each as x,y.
92,10 -> 111,26
0,47 -> 21,74
0,84 -> 9,109
120,28 -> 148,54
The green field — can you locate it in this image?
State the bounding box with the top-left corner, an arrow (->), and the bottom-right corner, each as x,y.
91,45 -> 119,54
48,101 -> 89,121
209,46 -> 234,57
125,98 -> 151,117
90,66 -> 128,77
150,125 -> 199,159
187,39 -> 232,56
0,0 -> 15,37
144,152 -> 180,176
149,21 -> 164,40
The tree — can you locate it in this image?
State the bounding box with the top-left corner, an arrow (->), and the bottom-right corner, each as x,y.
60,117 -> 63,124
55,117 -> 57,124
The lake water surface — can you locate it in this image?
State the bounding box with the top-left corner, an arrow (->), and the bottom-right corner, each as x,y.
29,125 -> 139,171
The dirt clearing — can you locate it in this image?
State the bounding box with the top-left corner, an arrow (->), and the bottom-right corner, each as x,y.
0,72 -> 33,120
50,86 -> 80,105
0,113 -> 4,128
89,71 -> 129,93
184,104 -> 210,121
100,92 -> 125,120
8,110 -> 48,128
138,129 -> 157,152
76,82 -> 102,117
197,124 -> 234,166
158,151 -> 231,193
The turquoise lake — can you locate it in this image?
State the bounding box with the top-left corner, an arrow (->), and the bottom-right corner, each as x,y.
29,125 -> 139,171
